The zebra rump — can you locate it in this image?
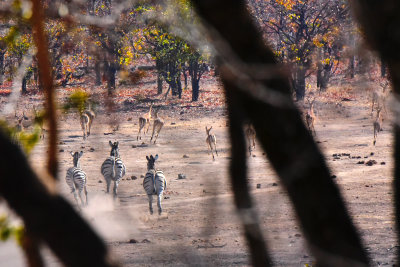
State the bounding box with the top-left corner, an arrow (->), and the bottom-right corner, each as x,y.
66,167 -> 87,193
101,156 -> 126,182
143,170 -> 166,196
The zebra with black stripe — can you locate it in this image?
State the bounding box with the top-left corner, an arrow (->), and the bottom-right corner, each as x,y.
66,151 -> 88,207
143,154 -> 167,215
101,141 -> 126,197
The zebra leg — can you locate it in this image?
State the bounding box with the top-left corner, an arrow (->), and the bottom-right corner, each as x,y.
78,189 -> 85,206
113,180 -> 119,198
147,194 -> 154,214
84,186 -> 88,206
157,193 -> 163,215
106,178 -> 111,193
72,190 -> 80,207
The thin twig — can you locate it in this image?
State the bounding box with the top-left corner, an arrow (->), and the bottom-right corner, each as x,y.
31,0 -> 58,180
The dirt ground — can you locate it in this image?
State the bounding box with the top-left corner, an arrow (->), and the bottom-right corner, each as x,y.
0,77 -> 397,266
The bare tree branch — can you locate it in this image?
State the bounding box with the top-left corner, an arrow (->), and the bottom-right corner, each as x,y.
191,0 -> 370,265
31,0 -> 58,180
0,130 -> 119,267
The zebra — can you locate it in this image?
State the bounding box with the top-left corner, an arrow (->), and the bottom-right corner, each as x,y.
101,141 -> 126,198
143,154 -> 167,215
66,151 -> 88,207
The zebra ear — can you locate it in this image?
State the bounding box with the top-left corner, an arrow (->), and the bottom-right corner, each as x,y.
109,140 -> 113,147
79,151 -> 83,157
116,141 -> 119,146
154,154 -> 159,161
146,156 -> 150,161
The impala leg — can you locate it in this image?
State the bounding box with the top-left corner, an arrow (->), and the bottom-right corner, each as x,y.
153,132 -> 159,144
81,121 -> 86,140
145,120 -> 150,134
88,119 -> 92,135
137,125 -> 143,140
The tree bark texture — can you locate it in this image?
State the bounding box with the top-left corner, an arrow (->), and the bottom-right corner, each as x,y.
295,66 -> 306,99
191,0 -> 369,266
31,0 -> 58,179
0,50 -> 5,85
95,61 -> 102,86
225,85 -> 272,266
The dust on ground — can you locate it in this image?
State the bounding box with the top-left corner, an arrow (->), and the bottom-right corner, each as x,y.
0,76 -> 396,266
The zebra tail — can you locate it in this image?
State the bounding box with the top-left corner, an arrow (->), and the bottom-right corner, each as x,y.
112,157 -> 116,179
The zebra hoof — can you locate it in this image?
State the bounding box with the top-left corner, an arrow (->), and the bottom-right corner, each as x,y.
158,210 -> 162,215
150,210 -> 153,215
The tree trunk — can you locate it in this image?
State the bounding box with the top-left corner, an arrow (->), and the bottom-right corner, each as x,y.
22,68 -> 33,94
0,51 -> 4,85
22,76 -> 28,94
155,59 -> 163,94
183,70 -> 188,89
319,67 -> 331,91
294,66 -> 306,100
349,55 -> 355,78
157,72 -> 163,94
95,61 -> 101,86
104,61 -> 116,95
317,63 -> 322,89
192,78 -> 200,101
177,76 -> 182,99
189,55 -> 205,102
348,30 -> 355,79
108,66 -> 116,93
170,79 -> 178,96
